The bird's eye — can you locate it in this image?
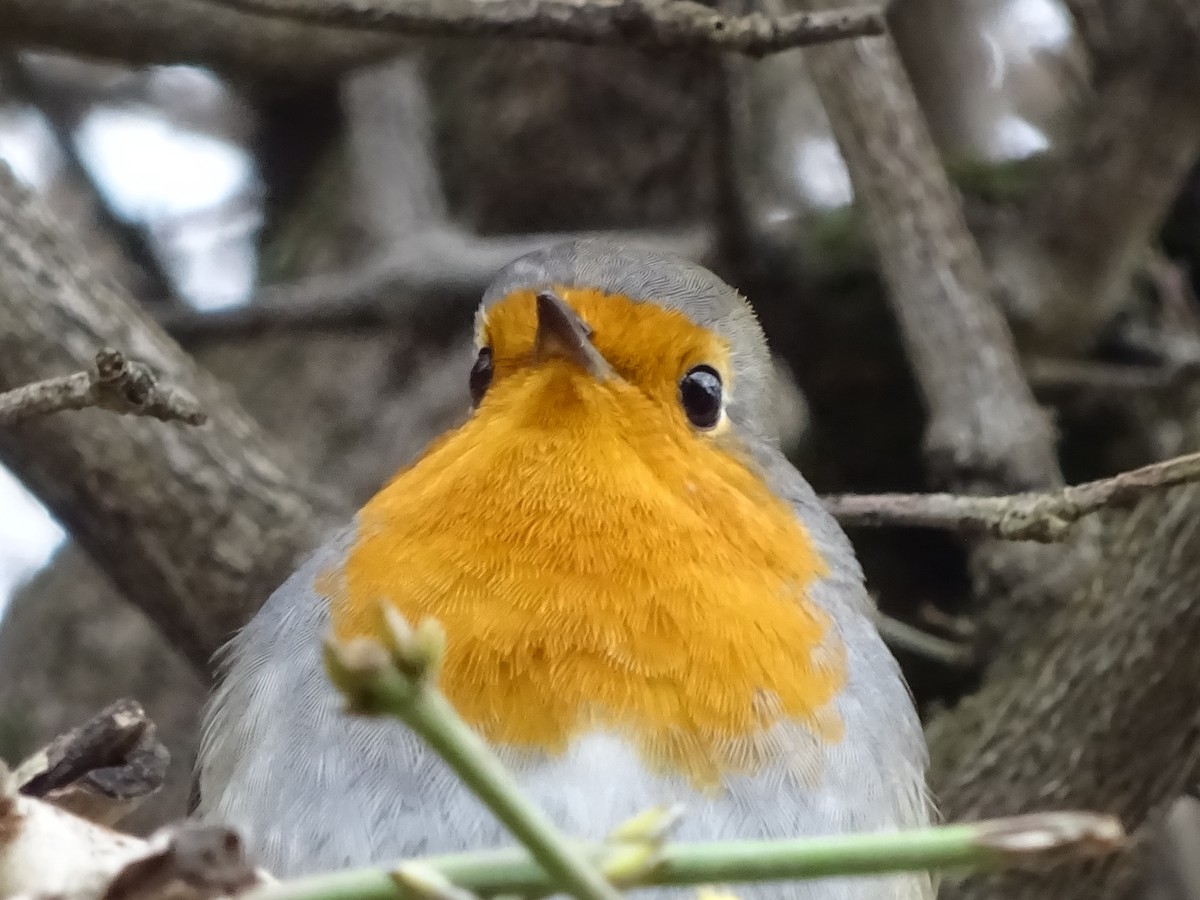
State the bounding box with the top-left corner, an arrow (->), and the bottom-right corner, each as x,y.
470,347 -> 494,406
679,364 -> 723,429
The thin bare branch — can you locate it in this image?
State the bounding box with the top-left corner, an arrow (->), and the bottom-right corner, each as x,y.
824,450 -> 1200,542
197,0 -> 886,55
1025,357 -> 1193,396
0,349 -> 206,427
153,226 -> 713,342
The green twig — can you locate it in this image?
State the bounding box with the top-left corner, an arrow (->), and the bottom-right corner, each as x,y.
247,812 -> 1125,900
323,607 -> 621,900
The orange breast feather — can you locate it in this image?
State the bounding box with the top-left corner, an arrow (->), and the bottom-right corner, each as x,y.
328,290 -> 847,789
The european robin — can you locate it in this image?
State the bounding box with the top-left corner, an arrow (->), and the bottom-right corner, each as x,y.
196,239 -> 932,899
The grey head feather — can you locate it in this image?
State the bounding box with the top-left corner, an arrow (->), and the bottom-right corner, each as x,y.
480,238 -> 775,443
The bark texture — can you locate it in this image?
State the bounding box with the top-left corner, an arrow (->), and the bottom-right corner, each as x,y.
930,479 -> 1200,900
2,0 -> 400,84
0,89 -> 470,827
796,22 -> 1060,495
988,0 -> 1200,353
0,164 -> 337,673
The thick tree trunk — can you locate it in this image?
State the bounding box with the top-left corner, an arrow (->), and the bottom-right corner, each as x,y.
0,133 -> 467,827
930,471 -> 1200,900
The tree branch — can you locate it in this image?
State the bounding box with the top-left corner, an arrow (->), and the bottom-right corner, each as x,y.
0,350 -> 206,427
1025,356 -> 1194,396
196,0 -> 885,55
247,813 -> 1125,898
928,480 -> 1200,900
156,57 -> 713,346
986,0 -> 1200,353
0,0 -> 404,85
823,450 -> 1200,541
0,161 -> 341,672
153,226 -> 712,343
1,0 -> 878,85
791,0 -> 1061,495
771,9 -> 1200,900
787,0 -> 1073,681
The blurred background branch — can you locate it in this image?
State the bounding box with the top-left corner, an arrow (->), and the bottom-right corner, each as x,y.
197,0 -> 887,53
0,0 -> 402,84
986,0 -> 1200,354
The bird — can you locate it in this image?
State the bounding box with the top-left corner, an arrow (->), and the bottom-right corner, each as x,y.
195,238 -> 932,900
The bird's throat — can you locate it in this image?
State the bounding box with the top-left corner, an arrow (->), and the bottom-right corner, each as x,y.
325,369 -> 847,787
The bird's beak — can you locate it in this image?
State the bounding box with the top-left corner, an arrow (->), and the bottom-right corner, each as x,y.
533,290 -> 616,381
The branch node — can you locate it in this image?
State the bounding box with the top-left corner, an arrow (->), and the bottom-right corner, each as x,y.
392,861 -> 480,900
88,349 -> 207,425
0,349 -> 207,427
975,812 -> 1126,869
